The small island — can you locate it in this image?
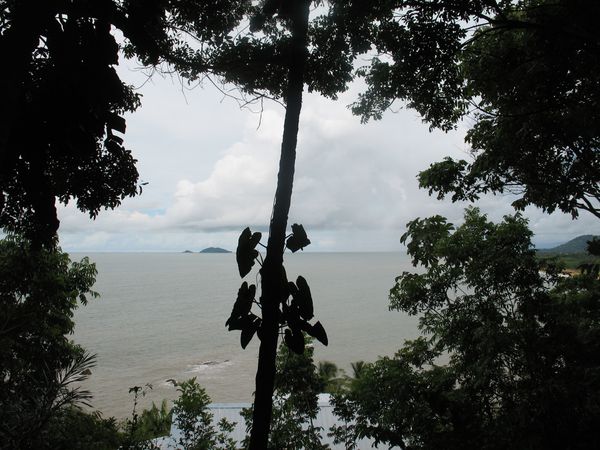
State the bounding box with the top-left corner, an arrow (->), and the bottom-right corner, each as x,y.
199,247 -> 231,253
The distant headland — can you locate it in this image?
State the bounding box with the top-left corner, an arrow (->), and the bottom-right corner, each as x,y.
200,247 -> 231,253
183,247 -> 231,254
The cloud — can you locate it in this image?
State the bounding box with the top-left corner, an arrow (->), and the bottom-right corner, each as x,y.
57,80 -> 599,252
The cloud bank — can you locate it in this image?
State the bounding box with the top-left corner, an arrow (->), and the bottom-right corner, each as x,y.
58,72 -> 598,252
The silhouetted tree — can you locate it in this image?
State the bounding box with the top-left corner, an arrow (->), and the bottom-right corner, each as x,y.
0,3 -> 248,447
1,1 -> 139,248
0,0 -> 248,248
326,0 -> 600,219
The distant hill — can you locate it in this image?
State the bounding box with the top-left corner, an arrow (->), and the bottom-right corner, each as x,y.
538,235 -> 599,255
199,247 -> 231,254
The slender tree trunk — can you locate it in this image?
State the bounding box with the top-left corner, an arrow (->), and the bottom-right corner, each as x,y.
249,1 -> 310,448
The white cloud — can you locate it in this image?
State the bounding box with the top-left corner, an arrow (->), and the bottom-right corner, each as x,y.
57,79 -> 599,252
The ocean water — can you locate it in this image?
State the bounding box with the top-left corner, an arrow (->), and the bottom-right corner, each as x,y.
71,252 -> 420,418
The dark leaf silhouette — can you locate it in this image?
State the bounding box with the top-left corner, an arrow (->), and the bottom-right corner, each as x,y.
290,276 -> 313,320
107,113 -> 126,134
282,302 -> 300,331
308,321 -> 328,346
241,316 -> 261,349
286,223 -> 311,252
236,227 -> 262,277
587,238 -> 600,257
284,328 -> 305,354
280,265 -> 291,301
226,282 -> 256,329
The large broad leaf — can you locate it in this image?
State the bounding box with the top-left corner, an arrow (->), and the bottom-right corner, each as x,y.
236,227 -> 262,277
226,282 -> 256,329
280,266 -> 291,301
226,314 -> 252,331
286,223 -> 311,252
282,302 -> 301,332
308,321 -> 328,346
241,316 -> 261,349
107,112 -> 126,134
291,276 -> 313,320
284,328 -> 305,354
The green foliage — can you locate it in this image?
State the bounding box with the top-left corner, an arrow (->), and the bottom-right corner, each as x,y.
349,361 -> 367,381
412,0 -> 600,218
327,0 -> 473,130
536,236 -> 600,273
0,234 -> 99,448
332,209 -> 600,450
317,361 -> 341,394
0,2 -> 144,245
319,1 -> 600,219
171,378 -> 237,450
137,399 -> 173,439
122,391 -> 172,447
243,336 -> 330,449
46,407 -> 122,450
172,378 -> 214,448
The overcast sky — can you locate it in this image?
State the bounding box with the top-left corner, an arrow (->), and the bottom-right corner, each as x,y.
57,58 -> 598,253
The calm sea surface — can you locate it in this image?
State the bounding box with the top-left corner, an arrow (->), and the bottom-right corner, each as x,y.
71,252 -> 419,418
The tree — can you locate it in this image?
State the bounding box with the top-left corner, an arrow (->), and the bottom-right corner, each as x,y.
419,0 -> 600,219
0,1 -> 140,248
329,0 -> 600,219
331,208 -> 600,449
189,1 -> 367,446
1,1 -> 343,446
0,234 -> 99,448
0,0 -> 248,248
169,378 -> 237,450
242,335 -> 329,449
318,361 -> 344,394
45,407 -> 123,450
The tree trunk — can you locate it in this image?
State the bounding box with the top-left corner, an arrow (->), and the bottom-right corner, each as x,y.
248,1 -> 310,448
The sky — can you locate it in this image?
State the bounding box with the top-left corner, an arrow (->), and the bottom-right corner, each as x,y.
57,57 -> 598,253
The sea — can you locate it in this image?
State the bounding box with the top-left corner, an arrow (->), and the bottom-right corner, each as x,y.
71,252 -> 421,419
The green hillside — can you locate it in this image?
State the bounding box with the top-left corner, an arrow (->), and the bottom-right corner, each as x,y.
537,235 -> 598,255
537,235 -> 599,270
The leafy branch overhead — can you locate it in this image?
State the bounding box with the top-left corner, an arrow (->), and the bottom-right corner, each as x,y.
230,225 -> 327,354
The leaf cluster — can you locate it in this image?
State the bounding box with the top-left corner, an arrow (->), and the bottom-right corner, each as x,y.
410,0 -> 600,218
229,225 -> 327,354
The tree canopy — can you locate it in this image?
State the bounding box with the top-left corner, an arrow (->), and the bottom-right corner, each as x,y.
0,234 -> 99,448
0,0 -> 250,247
324,0 -> 600,219
1,1 -> 137,247
332,208 -> 600,450
419,0 -> 600,219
